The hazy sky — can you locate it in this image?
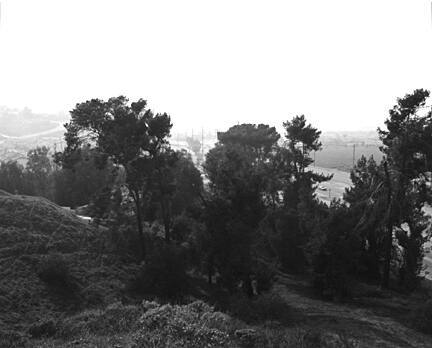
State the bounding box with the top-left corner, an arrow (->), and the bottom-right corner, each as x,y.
0,0 -> 431,133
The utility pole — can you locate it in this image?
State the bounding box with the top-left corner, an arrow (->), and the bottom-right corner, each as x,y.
53,142 -> 58,171
352,144 -> 356,167
201,127 -> 204,160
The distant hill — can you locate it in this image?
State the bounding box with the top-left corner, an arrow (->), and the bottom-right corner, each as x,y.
0,107 -> 68,138
320,130 -> 380,145
0,107 -> 68,163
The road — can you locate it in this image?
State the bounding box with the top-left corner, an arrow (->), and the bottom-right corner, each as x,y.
312,166 -> 351,203
0,121 -> 64,139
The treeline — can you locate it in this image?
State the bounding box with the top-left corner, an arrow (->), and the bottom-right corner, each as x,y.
1,89 -> 432,299
0,146 -> 117,210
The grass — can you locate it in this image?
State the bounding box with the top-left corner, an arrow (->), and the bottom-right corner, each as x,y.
314,144 -> 382,172
0,193 -> 138,336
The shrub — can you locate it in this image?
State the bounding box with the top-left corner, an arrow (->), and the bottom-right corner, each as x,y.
28,319 -> 57,338
275,212 -> 309,274
133,300 -> 231,347
312,204 -> 360,300
37,253 -> 72,288
130,243 -> 189,300
253,260 -> 276,293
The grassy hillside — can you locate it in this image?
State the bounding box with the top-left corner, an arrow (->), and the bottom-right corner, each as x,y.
0,191 -> 138,345
2,192 -> 432,347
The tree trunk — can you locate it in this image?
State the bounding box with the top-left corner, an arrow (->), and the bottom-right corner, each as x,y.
160,195 -> 171,243
381,161 -> 393,288
207,254 -> 214,285
131,190 -> 146,260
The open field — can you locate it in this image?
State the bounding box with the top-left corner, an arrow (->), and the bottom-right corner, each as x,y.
314,144 -> 383,172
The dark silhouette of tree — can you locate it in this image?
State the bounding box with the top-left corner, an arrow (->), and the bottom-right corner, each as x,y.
343,155 -> 387,280
169,151 -> 204,218
0,161 -> 29,194
53,146 -> 117,209
26,146 -> 53,198
378,89 -> 432,289
204,124 -> 280,289
282,115 -> 330,209
146,149 -> 203,242
273,115 -> 330,273
217,123 -> 280,157
57,96 -> 172,259
312,202 -> 361,299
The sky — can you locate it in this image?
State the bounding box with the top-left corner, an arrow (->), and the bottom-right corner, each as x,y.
0,0 -> 431,133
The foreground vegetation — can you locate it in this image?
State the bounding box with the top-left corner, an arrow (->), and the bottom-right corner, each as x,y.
1,190 -> 432,347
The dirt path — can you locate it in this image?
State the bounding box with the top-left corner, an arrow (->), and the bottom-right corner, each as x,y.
273,273 -> 432,348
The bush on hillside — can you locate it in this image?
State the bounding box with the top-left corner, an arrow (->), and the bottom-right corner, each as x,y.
37,253 -> 81,297
253,260 -> 276,293
28,319 -> 57,339
133,300 -> 231,347
37,253 -> 72,287
130,243 -> 189,300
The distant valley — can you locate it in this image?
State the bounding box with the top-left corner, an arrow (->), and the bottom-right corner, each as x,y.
0,106 -> 68,163
0,106 -> 384,171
